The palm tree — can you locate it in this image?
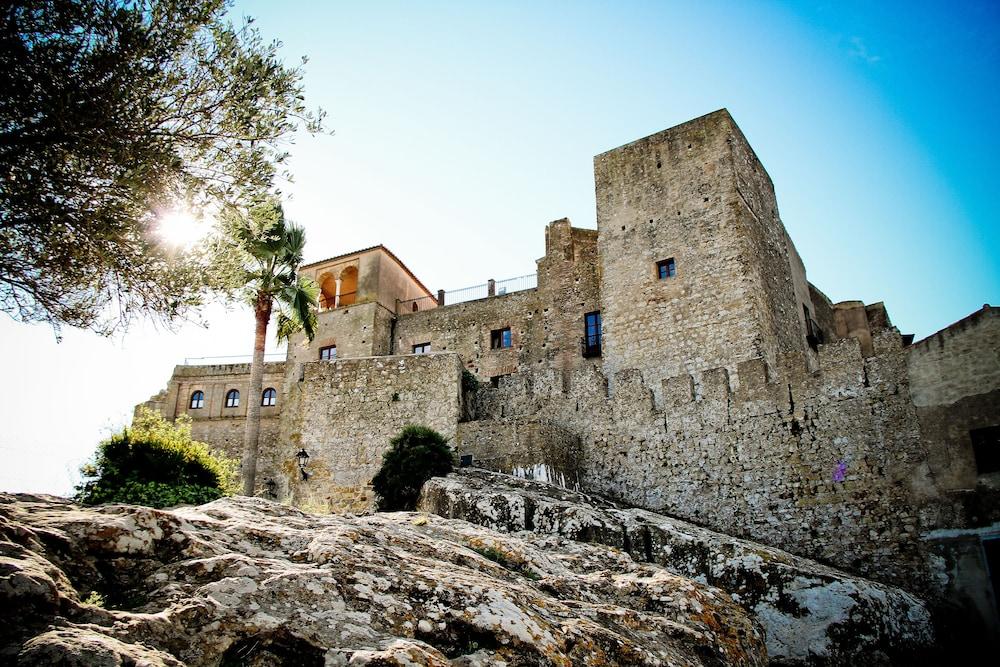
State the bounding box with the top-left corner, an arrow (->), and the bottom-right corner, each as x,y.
225,199 -> 317,496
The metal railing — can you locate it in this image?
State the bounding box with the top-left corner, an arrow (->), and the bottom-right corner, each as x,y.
396,273 -> 538,315
183,353 -> 286,365
444,282 -> 489,303
493,273 -> 537,296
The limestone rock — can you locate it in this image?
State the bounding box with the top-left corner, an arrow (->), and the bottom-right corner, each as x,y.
418,470 -> 935,666
0,492 -> 765,666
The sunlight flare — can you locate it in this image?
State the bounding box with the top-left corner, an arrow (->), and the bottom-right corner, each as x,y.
156,208 -> 209,249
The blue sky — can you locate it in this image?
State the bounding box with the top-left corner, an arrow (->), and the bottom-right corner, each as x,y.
238,0 -> 998,335
1,0 -> 996,495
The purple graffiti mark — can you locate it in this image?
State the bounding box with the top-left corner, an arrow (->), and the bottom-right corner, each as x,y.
833,460 -> 848,483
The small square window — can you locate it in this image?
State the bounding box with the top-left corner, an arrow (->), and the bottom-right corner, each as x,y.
319,345 -> 337,360
656,258 -> 676,280
413,342 -> 431,354
490,327 -> 512,349
971,425 -> 1000,475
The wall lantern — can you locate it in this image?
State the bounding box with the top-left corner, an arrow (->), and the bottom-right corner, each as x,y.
296,448 -> 311,480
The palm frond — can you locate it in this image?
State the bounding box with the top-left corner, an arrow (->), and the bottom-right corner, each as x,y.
293,276 -> 319,341
274,275 -> 318,342
281,223 -> 307,267
275,312 -> 300,342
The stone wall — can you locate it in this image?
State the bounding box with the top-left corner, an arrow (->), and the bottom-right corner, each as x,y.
728,114 -> 810,364
463,328 -> 949,595
907,306 -> 1000,493
455,419 -> 581,488
594,109 -> 809,398
535,220 -> 602,378
905,305 -> 1000,639
394,289 -> 543,379
808,283 -> 838,343
285,301 -> 397,369
278,352 -> 463,512
908,305 -> 999,409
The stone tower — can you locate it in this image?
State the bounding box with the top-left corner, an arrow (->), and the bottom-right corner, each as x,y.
594,109 -> 814,394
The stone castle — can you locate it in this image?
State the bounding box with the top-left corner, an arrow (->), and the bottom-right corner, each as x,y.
139,110 -> 999,635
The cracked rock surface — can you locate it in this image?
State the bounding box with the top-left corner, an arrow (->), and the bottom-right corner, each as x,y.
418,470 -> 935,666
0,492 -> 765,666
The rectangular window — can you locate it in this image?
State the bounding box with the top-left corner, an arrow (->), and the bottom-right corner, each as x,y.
971,425 -> 1000,475
490,327 -> 512,349
656,258 -> 676,279
412,342 -> 431,354
583,311 -> 602,357
319,345 -> 337,360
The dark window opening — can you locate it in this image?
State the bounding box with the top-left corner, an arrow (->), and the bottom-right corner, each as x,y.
261,388 -> 277,407
971,426 -> 1000,475
189,390 -> 204,409
582,310 -> 602,358
804,304 -> 824,351
656,258 -> 676,280
490,375 -> 502,388
413,342 -> 431,354
490,327 -> 512,349
225,389 -> 240,408
319,345 -> 336,360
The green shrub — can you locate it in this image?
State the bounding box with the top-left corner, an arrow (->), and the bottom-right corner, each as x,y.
461,369 -> 480,393
371,425 -> 453,511
82,591 -> 106,607
75,408 -> 238,508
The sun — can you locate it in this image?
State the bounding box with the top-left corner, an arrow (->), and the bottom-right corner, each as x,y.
156,209 -> 208,249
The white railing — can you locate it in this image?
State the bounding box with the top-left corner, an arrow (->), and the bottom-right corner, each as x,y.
183,353 -> 286,365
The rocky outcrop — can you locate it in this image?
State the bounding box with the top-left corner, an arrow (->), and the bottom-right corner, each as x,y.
0,492 -> 765,666
419,470 -> 936,666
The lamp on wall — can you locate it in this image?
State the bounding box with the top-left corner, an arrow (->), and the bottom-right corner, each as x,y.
296,448 -> 311,480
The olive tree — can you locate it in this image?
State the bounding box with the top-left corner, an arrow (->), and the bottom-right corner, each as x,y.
0,0 -> 324,336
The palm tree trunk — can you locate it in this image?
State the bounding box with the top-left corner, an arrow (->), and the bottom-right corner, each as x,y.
241,293 -> 272,496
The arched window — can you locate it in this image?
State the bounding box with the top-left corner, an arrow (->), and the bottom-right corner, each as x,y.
261,388 -> 277,407
225,389 -> 240,408
189,390 -> 204,409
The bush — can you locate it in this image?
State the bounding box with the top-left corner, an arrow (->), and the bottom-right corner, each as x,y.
371,425 -> 453,511
461,369 -> 480,393
75,408 -> 238,508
